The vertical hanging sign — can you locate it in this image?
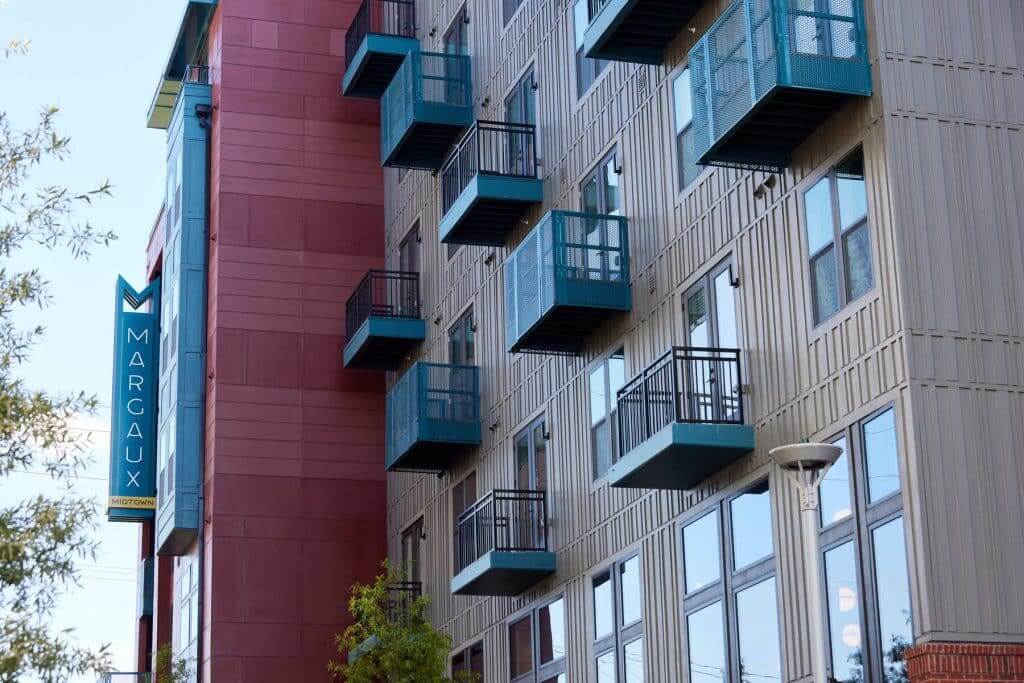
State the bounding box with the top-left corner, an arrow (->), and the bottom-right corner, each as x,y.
108,276 -> 161,522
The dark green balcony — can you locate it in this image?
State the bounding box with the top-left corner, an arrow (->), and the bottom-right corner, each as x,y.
690,0 -> 871,171
584,0 -> 706,64
609,347 -> 755,490
381,51 -> 473,170
451,490 -> 555,596
505,211 -> 630,355
342,0 -> 418,98
439,121 -> 543,246
343,270 -> 425,370
386,362 -> 481,472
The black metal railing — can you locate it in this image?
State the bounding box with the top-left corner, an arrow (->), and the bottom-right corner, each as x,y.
440,121 -> 538,217
617,347 -> 744,456
588,0 -> 613,22
455,489 -> 548,573
184,64 -> 210,85
345,270 -> 420,336
345,0 -> 416,69
384,581 -> 422,623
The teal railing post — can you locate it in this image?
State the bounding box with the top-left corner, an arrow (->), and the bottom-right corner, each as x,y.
702,38 -> 715,146
742,0 -> 758,108
774,0 -> 791,85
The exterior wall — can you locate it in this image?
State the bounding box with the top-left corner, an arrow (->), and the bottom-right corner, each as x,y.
907,643 -> 1024,683
875,0 -> 1024,645
384,1 -> 922,682
194,1 -> 389,680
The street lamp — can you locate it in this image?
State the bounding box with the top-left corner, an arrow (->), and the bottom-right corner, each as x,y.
770,442 -> 843,683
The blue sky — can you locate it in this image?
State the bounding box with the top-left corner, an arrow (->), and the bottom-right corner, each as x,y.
4,0 -> 183,676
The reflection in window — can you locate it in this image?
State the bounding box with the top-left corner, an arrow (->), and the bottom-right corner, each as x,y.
590,349 -> 625,478
594,572 -> 614,639
509,616 -> 532,677
624,638 -> 644,683
683,511 -> 720,593
687,602 -> 726,683
620,556 -> 641,625
597,651 -> 616,682
873,518 -> 912,683
820,437 -> 852,526
825,541 -> 862,682
539,598 -> 566,663
864,408 -> 900,503
594,554 -> 643,682
736,578 -> 782,682
730,482 -> 773,570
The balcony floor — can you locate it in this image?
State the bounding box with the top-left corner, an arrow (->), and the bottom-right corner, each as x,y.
511,303 -> 627,355
451,550 -> 557,596
343,317 -> 425,370
584,0 -> 705,64
440,174 -> 544,246
342,34 -> 419,99
384,119 -> 471,171
608,422 -> 755,490
386,426 -> 481,473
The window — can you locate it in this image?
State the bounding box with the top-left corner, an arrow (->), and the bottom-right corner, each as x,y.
177,558 -> 199,656
444,6 -> 470,260
804,149 -> 872,325
581,150 -> 620,216
818,405 -> 912,683
509,596 -> 567,682
681,480 -> 782,683
401,517 -> 424,583
507,68 -> 539,163
573,0 -> 607,96
449,308 -> 475,365
589,348 -> 625,478
673,68 -> 699,190
515,417 -> 548,491
503,0 -> 524,25
399,223 -> 420,274
592,554 -> 644,682
452,472 -> 476,568
453,641 -> 484,681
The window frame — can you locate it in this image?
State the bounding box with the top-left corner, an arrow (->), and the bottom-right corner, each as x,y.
681,255 -> 739,349
506,66 -> 539,162
508,593 -> 568,683
399,221 -> 420,274
400,516 -> 425,585
802,146 -> 874,327
679,476 -> 783,683
817,403 -> 910,683
591,552 -> 644,682
452,471 -> 477,572
573,0 -> 608,98
580,147 -> 621,216
502,0 -> 526,27
589,346 -> 625,481
448,307 -> 476,366
444,5 -> 470,262
671,65 -> 701,194
452,640 -> 485,681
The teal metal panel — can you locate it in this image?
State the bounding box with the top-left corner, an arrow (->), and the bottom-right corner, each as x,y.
438,174 -> 544,245
137,557 -> 154,617
342,34 -> 419,97
450,550 -> 557,596
607,422 -> 755,490
583,0 -> 655,63
342,316 -> 426,368
689,0 -> 871,170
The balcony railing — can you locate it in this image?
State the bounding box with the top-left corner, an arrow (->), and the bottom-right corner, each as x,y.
384,581 -> 422,623
617,347 -> 744,456
441,121 -> 538,217
456,489 -> 548,573
689,0 -> 870,170
345,0 -> 416,69
345,270 -> 420,338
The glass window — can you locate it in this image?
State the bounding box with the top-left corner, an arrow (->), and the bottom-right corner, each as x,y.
683,511 -> 720,593
574,0 -> 608,96
453,472 -> 476,569
503,0 -> 524,24
873,517 -> 912,683
590,348 -> 625,478
730,482 -> 773,570
597,651 -> 616,682
538,598 -> 566,664
593,554 -> 643,682
594,572 -> 614,640
624,638 -> 644,683
803,149 -> 872,325
687,602 -> 725,683
673,68 -> 699,190
820,437 -> 852,526
735,577 -> 782,683
510,616 -> 533,678
620,556 -> 641,626
449,308 -> 475,365
511,598 -> 566,682
453,641 -> 484,681
824,541 -> 862,683
864,407 -> 899,503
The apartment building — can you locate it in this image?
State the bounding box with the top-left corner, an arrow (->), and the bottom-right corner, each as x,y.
340,0 -> 1024,682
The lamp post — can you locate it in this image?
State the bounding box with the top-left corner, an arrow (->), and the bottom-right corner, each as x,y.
770,442 -> 843,683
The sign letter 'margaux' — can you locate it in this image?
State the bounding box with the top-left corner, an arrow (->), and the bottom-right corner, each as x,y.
108,276 -> 161,522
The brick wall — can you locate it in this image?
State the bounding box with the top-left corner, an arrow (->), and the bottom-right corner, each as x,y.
907,642 -> 1024,682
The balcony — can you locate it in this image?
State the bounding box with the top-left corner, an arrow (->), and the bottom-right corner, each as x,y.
386,362 -> 481,472
381,51 -> 473,170
439,121 -> 543,247
347,582 -> 423,664
584,0 -> 706,65
146,0 -> 217,129
343,270 -> 425,370
451,490 -> 555,596
609,347 -> 754,489
505,211 -> 630,354
342,0 -> 418,98
689,0 -> 871,171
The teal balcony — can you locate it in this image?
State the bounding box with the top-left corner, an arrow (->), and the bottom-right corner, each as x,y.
451,490 -> 555,596
386,362 -> 481,472
439,121 -> 543,247
343,270 -> 425,370
381,51 -> 473,170
584,0 -> 706,64
609,347 -> 755,490
146,0 -> 217,129
342,0 -> 418,98
690,0 -> 871,171
505,211 -> 630,355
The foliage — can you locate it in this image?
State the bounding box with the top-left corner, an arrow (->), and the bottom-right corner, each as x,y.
330,563 -> 477,683
0,34 -> 116,683
154,643 -> 190,683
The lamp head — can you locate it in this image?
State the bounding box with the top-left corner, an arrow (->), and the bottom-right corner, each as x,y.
769,442 -> 842,492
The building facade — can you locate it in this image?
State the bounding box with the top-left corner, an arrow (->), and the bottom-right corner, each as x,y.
343,0 -> 1024,682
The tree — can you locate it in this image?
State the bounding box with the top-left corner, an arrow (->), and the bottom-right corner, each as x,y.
0,34 -> 115,682
154,643 -> 190,683
329,563 -> 477,683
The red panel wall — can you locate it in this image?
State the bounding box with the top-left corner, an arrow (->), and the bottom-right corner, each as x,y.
203,2 -> 386,680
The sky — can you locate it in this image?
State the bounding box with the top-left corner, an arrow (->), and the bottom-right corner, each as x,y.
3,0 -> 184,677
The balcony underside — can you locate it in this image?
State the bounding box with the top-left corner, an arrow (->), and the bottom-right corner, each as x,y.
451,551 -> 557,596
343,35 -> 419,98
608,422 -> 755,490
386,420 -> 481,473
384,111 -> 472,170
511,304 -> 625,354
440,175 -> 544,246
343,317 -> 425,370
584,0 -> 705,64
698,86 -> 849,171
